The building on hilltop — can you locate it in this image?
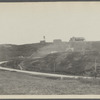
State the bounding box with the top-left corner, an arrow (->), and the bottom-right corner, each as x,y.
40,40 -> 46,44
69,37 -> 86,52
53,39 -> 62,44
69,37 -> 85,42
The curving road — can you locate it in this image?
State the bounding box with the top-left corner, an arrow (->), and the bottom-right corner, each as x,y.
0,61 -> 98,80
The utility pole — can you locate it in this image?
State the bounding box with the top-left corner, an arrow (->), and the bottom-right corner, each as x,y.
43,36 -> 45,41
94,57 -> 97,78
94,58 -> 97,72
53,58 -> 56,73
54,61 -> 56,73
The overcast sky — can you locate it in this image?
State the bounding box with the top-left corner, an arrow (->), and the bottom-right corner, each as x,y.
0,2 -> 100,44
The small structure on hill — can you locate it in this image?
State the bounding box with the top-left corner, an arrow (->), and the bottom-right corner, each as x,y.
69,37 -> 85,42
40,36 -> 46,44
53,39 -> 62,44
69,37 -> 86,52
40,40 -> 46,44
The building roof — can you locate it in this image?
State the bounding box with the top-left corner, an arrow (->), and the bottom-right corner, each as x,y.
70,37 -> 85,41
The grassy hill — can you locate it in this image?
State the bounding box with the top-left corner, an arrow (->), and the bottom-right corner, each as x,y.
0,43 -> 51,61
1,41 -> 100,77
1,41 -> 100,61
22,51 -> 100,77
0,69 -> 100,94
2,51 -> 100,77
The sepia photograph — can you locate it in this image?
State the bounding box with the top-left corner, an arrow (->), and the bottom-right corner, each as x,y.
0,2 -> 100,97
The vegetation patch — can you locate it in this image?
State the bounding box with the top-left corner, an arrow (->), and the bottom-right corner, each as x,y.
1,51 -> 100,77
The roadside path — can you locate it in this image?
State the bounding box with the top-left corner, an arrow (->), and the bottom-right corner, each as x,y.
0,61 -> 98,80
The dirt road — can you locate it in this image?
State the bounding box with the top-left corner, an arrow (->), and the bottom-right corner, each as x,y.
0,61 -> 98,80
0,67 -> 93,80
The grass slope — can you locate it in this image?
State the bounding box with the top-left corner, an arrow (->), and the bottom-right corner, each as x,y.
0,43 -> 51,61
0,70 -> 100,95
2,51 -> 100,77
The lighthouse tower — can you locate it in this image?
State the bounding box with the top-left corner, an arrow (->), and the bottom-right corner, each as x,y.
40,36 -> 46,44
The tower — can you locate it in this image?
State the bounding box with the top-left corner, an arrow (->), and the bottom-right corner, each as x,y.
43,36 -> 46,41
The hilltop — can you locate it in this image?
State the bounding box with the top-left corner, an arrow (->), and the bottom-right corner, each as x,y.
0,42 -> 51,61
1,39 -> 100,61
1,39 -> 100,77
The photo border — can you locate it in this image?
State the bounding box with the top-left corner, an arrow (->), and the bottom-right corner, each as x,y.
0,1 -> 100,99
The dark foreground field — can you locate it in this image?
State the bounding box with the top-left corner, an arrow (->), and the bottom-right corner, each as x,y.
0,70 -> 100,95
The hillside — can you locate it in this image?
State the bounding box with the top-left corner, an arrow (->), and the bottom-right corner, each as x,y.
0,69 -> 100,94
31,41 -> 100,58
19,51 -> 100,77
1,41 -> 100,77
1,41 -> 100,61
0,43 -> 51,61
1,51 -> 100,77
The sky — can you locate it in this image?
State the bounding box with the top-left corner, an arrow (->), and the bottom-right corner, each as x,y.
0,2 -> 100,44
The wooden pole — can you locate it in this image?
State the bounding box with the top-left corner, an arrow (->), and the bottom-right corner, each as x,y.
54,62 -> 55,73
94,57 -> 97,78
